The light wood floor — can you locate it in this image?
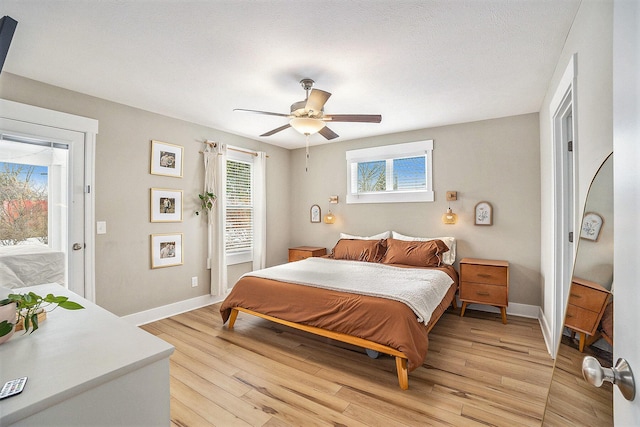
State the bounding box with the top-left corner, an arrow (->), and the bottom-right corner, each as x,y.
542,335 -> 613,426
141,305 -> 555,427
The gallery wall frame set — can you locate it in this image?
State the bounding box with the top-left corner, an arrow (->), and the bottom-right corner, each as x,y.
149,140 -> 185,269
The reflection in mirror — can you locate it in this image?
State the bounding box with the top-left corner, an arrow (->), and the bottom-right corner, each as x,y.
543,153 -> 613,426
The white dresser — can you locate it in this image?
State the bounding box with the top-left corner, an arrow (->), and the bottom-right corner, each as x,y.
0,283 -> 174,426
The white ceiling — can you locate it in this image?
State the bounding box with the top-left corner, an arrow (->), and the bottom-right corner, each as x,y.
3,0 -> 580,150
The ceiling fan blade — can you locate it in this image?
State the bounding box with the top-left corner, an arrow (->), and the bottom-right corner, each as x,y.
260,123 -> 291,137
319,126 -> 339,140
323,114 -> 382,123
305,89 -> 331,115
234,108 -> 291,118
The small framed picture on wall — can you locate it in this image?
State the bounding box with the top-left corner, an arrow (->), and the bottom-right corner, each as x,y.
150,188 -> 183,222
310,204 -> 321,223
580,212 -> 604,241
150,140 -> 183,177
151,233 -> 183,268
475,201 -> 493,226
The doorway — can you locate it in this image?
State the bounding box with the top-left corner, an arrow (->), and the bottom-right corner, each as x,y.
0,99 -> 97,300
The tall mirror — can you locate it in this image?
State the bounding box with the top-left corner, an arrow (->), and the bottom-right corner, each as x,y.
543,153 -> 614,426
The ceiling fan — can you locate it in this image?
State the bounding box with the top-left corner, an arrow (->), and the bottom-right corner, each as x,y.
234,78 -> 382,140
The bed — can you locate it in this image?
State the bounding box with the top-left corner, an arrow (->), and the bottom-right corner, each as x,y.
220,234 -> 458,390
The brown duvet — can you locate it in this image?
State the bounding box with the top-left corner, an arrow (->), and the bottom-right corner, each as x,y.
220,262 -> 458,371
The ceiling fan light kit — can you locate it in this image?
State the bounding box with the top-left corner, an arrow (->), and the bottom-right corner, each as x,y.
289,117 -> 325,135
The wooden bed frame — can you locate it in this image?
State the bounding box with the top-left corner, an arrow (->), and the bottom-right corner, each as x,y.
226,297 -> 457,390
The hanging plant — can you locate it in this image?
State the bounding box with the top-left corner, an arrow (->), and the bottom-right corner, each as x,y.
195,192 -> 217,216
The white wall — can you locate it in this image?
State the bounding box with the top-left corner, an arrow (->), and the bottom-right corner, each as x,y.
539,0 -> 613,340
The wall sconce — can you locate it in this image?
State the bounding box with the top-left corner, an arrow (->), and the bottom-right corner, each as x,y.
442,207 -> 458,225
329,195 -> 339,204
324,210 -> 336,224
442,190 -> 458,224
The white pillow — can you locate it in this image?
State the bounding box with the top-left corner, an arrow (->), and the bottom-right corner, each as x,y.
339,231 -> 391,240
391,231 -> 456,265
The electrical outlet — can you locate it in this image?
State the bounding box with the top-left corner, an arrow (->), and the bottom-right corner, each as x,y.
191,276 -> 198,287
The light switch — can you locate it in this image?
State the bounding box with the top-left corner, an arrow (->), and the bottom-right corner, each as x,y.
96,221 -> 107,235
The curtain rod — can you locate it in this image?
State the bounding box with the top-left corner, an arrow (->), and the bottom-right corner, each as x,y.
199,140 -> 268,158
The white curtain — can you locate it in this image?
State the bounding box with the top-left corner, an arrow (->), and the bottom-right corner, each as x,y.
203,142 -> 228,296
253,151 -> 267,271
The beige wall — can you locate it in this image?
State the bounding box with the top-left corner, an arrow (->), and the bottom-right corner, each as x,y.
0,73 -> 544,314
0,72 -> 291,316
289,113 -> 542,306
539,0 -> 613,331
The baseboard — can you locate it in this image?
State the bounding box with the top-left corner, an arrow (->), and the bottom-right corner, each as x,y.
121,294 -> 225,326
538,306 -> 555,357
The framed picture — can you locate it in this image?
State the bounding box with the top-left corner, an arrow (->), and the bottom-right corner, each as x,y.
150,140 -> 183,177
475,201 -> 493,226
310,204 -> 321,223
150,188 -> 183,222
151,233 -> 183,268
580,212 -> 604,241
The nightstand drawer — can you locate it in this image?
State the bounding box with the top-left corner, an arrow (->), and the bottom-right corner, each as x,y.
565,304 -> 600,335
460,264 -> 507,286
568,284 -> 608,312
459,282 -> 508,305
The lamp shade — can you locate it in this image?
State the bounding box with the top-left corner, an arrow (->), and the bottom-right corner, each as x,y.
324,210 -> 335,224
442,207 -> 457,225
290,117 -> 326,135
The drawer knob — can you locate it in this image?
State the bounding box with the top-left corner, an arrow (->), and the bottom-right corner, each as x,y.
476,291 -> 490,296
477,273 -> 492,278
570,293 -> 582,298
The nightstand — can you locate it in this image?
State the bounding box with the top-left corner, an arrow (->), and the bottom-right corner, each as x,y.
565,277 -> 611,352
288,246 -> 327,262
459,258 -> 510,324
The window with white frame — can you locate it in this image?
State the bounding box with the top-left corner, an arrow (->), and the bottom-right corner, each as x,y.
225,151 -> 254,265
346,140 -> 434,204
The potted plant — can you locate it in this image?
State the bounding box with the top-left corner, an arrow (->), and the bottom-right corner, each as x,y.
6,291 -> 84,334
0,298 -> 17,344
195,191 -> 216,216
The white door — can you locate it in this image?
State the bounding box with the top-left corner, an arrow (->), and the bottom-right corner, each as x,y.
0,118 -> 86,297
612,0 -> 640,422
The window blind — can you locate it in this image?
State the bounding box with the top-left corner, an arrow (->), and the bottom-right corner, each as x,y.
225,159 -> 253,253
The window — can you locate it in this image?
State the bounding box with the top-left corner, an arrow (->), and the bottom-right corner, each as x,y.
225,151 -> 254,265
346,140 -> 434,204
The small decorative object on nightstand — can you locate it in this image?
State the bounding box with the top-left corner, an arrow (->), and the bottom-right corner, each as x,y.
565,277 -> 611,352
288,246 -> 327,262
459,258 -> 509,324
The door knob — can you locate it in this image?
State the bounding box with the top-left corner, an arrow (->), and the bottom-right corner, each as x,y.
582,356 -> 636,401
72,243 -> 84,251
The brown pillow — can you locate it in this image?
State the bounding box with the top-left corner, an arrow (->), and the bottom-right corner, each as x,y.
381,238 -> 449,267
331,239 -> 387,263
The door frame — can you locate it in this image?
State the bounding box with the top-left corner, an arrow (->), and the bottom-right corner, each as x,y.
0,99 -> 98,301
548,54 -> 579,356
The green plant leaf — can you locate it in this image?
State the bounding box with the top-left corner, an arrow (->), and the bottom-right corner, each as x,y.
0,320 -> 13,337
29,312 -> 39,334
58,301 -> 84,310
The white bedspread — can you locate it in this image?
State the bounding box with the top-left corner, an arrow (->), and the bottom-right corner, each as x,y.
244,257 -> 454,325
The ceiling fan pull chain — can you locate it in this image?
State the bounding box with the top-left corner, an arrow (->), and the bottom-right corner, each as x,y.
305,134 -> 310,172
